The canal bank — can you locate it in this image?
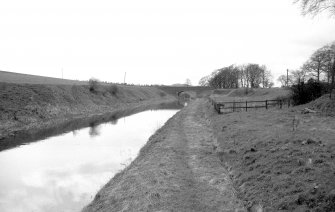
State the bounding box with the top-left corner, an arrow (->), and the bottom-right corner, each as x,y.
83,95 -> 335,212
0,107 -> 180,212
0,82 -> 175,150
83,99 -> 244,212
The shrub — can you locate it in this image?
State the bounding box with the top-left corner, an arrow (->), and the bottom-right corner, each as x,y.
108,84 -> 118,95
291,78 -> 331,105
89,78 -> 100,93
159,92 -> 167,97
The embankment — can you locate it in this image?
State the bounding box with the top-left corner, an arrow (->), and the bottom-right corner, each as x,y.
0,82 -> 175,149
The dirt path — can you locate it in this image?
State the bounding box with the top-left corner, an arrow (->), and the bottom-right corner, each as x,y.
83,99 -> 244,212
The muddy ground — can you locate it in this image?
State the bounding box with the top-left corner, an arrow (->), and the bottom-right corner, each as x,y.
84,97 -> 335,212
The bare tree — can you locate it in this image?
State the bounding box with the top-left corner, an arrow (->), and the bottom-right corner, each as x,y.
261,65 -> 273,88
291,69 -> 308,84
294,0 -> 335,16
302,45 -> 335,82
332,44 -> 335,86
204,64 -> 272,89
277,74 -> 294,87
321,44 -> 335,83
303,46 -> 328,81
238,65 -> 247,88
198,75 -> 210,86
185,78 -> 192,86
245,64 -> 263,88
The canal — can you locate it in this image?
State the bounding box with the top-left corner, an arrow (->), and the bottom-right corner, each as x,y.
0,105 -> 180,212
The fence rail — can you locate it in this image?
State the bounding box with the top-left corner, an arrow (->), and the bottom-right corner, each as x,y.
211,99 -> 290,114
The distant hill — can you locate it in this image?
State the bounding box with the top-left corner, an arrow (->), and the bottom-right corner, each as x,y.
0,70 -> 87,85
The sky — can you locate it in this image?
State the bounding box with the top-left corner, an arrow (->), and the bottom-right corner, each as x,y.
0,0 -> 334,86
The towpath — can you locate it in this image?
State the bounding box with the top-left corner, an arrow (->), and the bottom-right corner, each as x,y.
83,99 -> 244,212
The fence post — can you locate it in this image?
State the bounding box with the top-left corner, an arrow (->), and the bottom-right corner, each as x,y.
246,101 -> 248,112
280,100 -> 282,109
265,100 -> 268,109
233,101 -> 235,112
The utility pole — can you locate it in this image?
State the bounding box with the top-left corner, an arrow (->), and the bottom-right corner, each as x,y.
124,72 -> 127,84
286,69 -> 289,87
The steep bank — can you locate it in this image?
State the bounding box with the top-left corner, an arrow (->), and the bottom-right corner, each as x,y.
0,82 -> 174,147
83,99 -> 244,212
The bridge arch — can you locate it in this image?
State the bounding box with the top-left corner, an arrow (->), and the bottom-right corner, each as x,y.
177,91 -> 184,96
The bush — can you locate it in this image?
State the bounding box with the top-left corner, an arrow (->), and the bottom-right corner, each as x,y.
159,92 -> 167,97
88,78 -> 100,93
291,78 -> 331,105
108,84 -> 118,95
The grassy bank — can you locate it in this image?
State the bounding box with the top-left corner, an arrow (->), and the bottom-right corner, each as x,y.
81,88 -> 334,211
83,99 -> 244,212
211,87 -> 291,102
207,88 -> 335,211
0,82 -> 174,146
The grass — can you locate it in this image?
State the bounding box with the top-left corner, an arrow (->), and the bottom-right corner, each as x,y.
0,70 -> 86,85
211,88 -> 291,103
89,78 -> 100,93
108,85 -> 119,95
207,95 -> 335,211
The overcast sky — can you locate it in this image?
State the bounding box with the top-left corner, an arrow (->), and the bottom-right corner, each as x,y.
0,0 -> 334,86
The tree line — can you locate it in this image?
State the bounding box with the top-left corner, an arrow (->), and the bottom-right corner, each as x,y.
277,42 -> 335,87
199,64 -> 273,89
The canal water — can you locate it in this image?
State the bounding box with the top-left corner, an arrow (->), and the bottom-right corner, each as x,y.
0,107 -> 180,212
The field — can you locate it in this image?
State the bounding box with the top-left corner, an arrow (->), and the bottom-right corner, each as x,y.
207,88 -> 335,211
0,70 -> 87,85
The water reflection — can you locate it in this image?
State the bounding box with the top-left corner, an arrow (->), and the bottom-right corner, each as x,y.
88,122 -> 101,137
0,109 -> 179,212
0,101 -> 183,151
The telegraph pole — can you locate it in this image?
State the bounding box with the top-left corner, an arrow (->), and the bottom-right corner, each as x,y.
124,72 -> 127,84
286,69 -> 289,87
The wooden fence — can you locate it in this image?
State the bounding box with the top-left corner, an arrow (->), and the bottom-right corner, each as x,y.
211,99 -> 290,114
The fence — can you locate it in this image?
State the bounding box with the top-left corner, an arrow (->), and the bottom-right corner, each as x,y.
211,99 -> 290,114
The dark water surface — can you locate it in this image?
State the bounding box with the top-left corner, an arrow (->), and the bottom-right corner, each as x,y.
0,105 -> 180,212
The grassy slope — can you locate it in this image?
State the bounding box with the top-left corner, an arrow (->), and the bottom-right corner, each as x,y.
0,82 -> 173,140
208,88 -> 335,211
212,88 -> 291,102
0,70 -> 87,85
